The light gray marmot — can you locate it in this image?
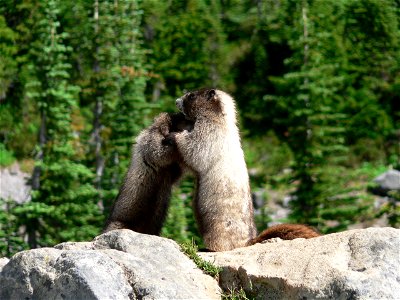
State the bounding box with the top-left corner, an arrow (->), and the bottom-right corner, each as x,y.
170,89 -> 257,251
169,89 -> 319,251
103,112 -> 193,235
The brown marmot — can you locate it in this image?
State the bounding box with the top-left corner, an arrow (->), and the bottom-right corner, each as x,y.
103,112 -> 193,235
169,89 -> 319,251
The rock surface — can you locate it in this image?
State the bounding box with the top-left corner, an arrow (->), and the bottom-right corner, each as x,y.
373,169 -> 400,194
0,163 -> 31,204
1,228 -> 399,300
0,230 -> 220,300
199,227 -> 400,300
0,257 -> 9,272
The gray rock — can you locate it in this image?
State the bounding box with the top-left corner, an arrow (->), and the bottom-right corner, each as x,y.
199,227 -> 400,300
0,257 -> 9,272
2,228 -> 398,299
373,169 -> 400,192
0,163 -> 31,204
0,230 -> 220,300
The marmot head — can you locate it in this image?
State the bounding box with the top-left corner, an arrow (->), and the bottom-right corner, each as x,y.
176,89 -> 237,124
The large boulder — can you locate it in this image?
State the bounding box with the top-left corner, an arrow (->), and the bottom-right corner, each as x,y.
0,230 -> 220,300
1,228 -> 399,299
199,227 -> 400,299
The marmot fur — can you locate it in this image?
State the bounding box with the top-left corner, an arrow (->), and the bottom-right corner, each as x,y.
248,223 -> 320,244
171,89 -> 319,251
172,89 -> 257,251
103,112 -> 193,235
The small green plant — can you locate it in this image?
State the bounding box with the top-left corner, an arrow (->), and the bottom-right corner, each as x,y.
0,143 -> 16,167
375,190 -> 400,228
221,287 -> 253,300
180,240 -> 221,279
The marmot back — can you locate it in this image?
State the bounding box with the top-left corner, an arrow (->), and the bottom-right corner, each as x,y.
103,112 -> 193,234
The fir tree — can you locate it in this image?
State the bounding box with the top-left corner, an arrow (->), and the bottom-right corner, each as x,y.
341,0 -> 400,150
0,199 -> 28,257
142,0 -> 230,103
0,15 -> 17,100
17,0 -> 101,247
266,0 -> 366,232
102,0 -> 150,208
74,0 -> 150,210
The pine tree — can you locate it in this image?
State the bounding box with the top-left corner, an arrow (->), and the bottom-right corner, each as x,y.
340,0 -> 400,156
0,15 -> 17,100
17,0 -> 101,247
0,2 -> 40,158
0,199 -> 28,257
142,0 -> 230,104
101,0 -> 150,209
266,0 -> 367,232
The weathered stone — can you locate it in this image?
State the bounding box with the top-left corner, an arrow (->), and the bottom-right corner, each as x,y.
0,257 -> 9,272
199,227 -> 400,300
0,163 -> 31,204
373,169 -> 400,193
2,228 -> 398,299
0,230 -> 220,300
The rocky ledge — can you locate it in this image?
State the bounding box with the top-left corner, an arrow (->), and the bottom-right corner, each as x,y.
1,227 -> 399,299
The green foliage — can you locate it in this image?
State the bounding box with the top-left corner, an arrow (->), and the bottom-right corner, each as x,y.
101,0 -> 150,206
0,142 -> 16,166
384,191 -> 400,227
180,239 -> 221,279
258,0 -> 350,231
0,199 -> 29,257
341,0 -> 400,142
18,0 -> 103,247
0,0 -> 399,253
0,15 -> 18,100
221,287 -> 253,300
142,0 -> 231,105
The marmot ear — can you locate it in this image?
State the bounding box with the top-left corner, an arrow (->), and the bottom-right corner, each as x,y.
207,89 -> 216,100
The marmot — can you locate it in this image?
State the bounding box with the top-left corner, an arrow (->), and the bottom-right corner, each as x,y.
103,112 -> 193,234
170,89 -> 319,251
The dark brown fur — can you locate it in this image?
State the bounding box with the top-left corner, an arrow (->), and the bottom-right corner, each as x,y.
103,112 -> 193,235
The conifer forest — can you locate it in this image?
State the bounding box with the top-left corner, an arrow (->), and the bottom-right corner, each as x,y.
0,0 -> 399,256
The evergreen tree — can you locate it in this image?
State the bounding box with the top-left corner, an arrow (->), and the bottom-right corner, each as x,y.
0,1 -> 41,158
0,15 -> 18,151
101,0 -> 150,209
142,0 -> 230,104
265,0 -> 367,232
68,0 -> 150,210
340,0 -> 400,157
16,0 -> 101,247
0,15 -> 17,100
0,199 -> 28,257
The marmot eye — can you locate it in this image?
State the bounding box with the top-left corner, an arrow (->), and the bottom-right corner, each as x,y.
187,93 -> 195,100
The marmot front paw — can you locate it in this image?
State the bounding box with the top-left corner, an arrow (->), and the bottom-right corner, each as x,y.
162,133 -> 177,146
